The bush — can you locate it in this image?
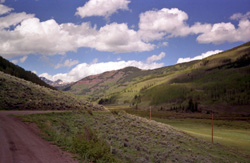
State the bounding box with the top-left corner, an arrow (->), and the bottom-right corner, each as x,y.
72,126 -> 117,162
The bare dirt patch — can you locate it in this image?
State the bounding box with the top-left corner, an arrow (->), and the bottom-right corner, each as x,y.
0,111 -> 77,163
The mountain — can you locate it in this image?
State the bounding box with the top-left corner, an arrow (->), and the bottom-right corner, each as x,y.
40,77 -> 70,88
0,56 -> 55,90
0,71 -> 104,110
64,42 -> 250,114
63,66 -> 142,97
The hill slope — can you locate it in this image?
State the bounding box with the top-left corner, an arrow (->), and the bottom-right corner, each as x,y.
64,42 -> 250,114
63,66 -> 143,97
0,56 -> 55,90
0,71 -> 104,110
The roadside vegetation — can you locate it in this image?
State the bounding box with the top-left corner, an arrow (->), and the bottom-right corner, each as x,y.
19,111 -> 250,162
124,108 -> 250,158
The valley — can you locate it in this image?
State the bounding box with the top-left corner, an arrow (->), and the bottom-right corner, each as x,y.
0,42 -> 249,162
62,42 -> 250,116
1,1 -> 250,162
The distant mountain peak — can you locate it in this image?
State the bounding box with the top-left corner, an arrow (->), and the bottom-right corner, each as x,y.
40,77 -> 69,87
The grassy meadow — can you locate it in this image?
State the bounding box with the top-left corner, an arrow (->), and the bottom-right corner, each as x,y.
18,110 -> 250,162
124,108 -> 250,157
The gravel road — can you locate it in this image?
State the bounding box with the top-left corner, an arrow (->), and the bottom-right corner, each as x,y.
0,111 -> 78,163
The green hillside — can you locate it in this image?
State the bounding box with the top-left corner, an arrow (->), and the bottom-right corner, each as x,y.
64,42 -> 250,114
0,71 -> 104,111
0,56 -> 55,90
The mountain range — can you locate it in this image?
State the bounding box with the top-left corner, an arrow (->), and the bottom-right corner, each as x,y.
63,42 -> 250,115
1,42 -> 249,114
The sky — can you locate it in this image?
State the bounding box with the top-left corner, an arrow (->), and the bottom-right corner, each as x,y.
0,0 -> 250,82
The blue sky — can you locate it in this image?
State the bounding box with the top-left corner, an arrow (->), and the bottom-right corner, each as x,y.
0,0 -> 250,82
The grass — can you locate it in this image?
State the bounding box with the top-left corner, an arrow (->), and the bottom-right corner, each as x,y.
19,111 -> 119,163
18,110 -> 250,162
0,71 -> 105,111
124,108 -> 250,157
154,118 -> 250,157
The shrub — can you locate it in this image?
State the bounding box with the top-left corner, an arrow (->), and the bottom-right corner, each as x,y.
72,126 -> 117,162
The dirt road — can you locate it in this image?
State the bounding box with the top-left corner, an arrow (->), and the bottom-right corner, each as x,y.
0,111 -> 78,163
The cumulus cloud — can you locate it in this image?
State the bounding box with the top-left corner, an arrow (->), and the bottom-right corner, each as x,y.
177,50 -> 223,64
230,12 -> 250,20
0,4 -> 12,15
196,11 -> 250,44
147,52 -> 165,63
55,59 -> 79,69
196,19 -> 250,44
0,18 -> 80,57
138,8 -> 211,42
89,23 -> 154,53
39,57 -> 164,82
75,0 -> 130,18
0,12 -> 34,29
138,8 -> 250,44
0,8 -> 153,58
1,5 -> 249,59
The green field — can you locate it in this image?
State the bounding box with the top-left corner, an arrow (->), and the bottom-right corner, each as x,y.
18,110 -> 250,162
124,109 -> 250,157
154,118 -> 250,156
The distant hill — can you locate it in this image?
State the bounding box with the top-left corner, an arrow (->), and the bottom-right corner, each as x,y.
63,66 -> 143,96
0,56 -> 55,90
0,71 -> 104,111
64,42 -> 250,114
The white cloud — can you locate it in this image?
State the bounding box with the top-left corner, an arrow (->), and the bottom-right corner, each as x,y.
138,8 -> 250,44
0,9 -> 153,58
177,50 -> 223,64
0,4 -> 12,15
162,42 -> 168,46
138,8 -> 211,42
196,19 -> 250,44
147,52 -> 165,63
75,0 -> 130,18
0,18 -> 80,58
90,23 -> 154,53
20,56 -> 28,63
91,58 -> 98,64
32,70 -> 37,74
2,5 -> 248,59
230,12 -> 250,20
0,12 -> 34,29
55,59 -> 79,69
0,0 -> 5,3
11,59 -> 18,64
11,56 -> 28,64
39,58 -> 164,82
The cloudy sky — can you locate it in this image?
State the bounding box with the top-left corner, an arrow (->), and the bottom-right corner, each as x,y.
1,0 -> 250,82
